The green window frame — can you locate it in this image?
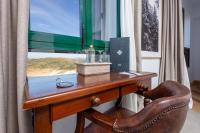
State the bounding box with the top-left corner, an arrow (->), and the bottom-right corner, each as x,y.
28,0 -> 121,52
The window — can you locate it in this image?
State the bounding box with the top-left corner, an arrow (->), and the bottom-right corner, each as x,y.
91,0 -> 118,51
29,0 -> 120,52
29,0 -> 82,52
27,0 -> 120,77
92,0 -> 117,41
30,0 -> 80,36
27,52 -> 85,77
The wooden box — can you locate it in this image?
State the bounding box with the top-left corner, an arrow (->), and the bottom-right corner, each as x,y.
78,73 -> 111,84
76,63 -> 111,76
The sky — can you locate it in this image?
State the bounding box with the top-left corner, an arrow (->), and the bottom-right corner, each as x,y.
30,0 -> 80,36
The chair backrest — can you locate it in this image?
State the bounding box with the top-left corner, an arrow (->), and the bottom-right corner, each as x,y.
113,81 -> 191,133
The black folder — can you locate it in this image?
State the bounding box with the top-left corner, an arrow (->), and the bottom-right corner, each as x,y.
110,37 -> 130,72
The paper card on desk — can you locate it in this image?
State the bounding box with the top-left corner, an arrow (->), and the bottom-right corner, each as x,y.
119,72 -> 136,76
119,72 -> 143,76
130,72 -> 143,76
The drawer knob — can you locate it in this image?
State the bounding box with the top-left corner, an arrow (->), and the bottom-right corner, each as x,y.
91,96 -> 101,107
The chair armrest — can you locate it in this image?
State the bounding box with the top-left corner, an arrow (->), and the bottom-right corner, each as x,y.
83,108 -> 115,131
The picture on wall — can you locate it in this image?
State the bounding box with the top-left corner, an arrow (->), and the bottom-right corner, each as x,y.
142,0 -> 160,57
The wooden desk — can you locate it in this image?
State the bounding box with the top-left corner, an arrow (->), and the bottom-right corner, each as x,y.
23,72 -> 156,133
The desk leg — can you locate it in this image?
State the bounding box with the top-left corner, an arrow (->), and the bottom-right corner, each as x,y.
75,112 -> 85,133
34,106 -> 52,133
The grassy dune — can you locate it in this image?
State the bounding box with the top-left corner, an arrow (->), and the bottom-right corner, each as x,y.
27,58 -> 78,77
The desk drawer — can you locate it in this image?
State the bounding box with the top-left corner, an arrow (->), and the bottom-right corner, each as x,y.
121,84 -> 138,95
52,88 -> 119,121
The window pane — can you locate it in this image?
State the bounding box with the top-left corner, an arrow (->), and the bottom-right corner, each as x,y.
27,52 -> 85,77
30,0 -> 80,37
92,0 -> 117,41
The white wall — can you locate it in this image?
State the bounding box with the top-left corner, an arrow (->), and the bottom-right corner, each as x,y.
182,0 -> 200,81
190,16 -> 200,81
142,58 -> 160,88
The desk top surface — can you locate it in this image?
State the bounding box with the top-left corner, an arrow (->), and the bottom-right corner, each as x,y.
23,72 -> 157,109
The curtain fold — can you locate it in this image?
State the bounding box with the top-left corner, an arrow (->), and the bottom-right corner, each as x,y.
159,0 -> 193,108
0,0 -> 33,133
134,0 -> 142,72
120,0 -> 142,112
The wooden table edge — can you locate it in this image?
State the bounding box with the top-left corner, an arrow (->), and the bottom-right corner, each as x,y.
23,73 -> 157,110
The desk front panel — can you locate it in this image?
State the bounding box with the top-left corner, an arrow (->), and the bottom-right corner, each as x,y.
51,78 -> 151,121
52,88 -> 119,121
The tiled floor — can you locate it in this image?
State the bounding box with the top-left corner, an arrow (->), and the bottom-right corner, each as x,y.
181,98 -> 200,133
181,109 -> 200,133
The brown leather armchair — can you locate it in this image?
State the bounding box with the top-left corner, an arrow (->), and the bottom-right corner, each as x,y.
75,81 -> 191,133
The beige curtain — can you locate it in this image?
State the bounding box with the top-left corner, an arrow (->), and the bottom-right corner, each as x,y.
159,0 -> 192,108
120,0 -> 142,112
134,0 -> 142,72
0,0 -> 33,133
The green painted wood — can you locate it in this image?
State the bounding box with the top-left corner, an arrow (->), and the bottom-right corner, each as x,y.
29,31 -> 81,45
28,32 -> 108,51
28,41 -> 82,51
117,0 -> 121,37
84,0 -> 92,47
85,40 -> 109,48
